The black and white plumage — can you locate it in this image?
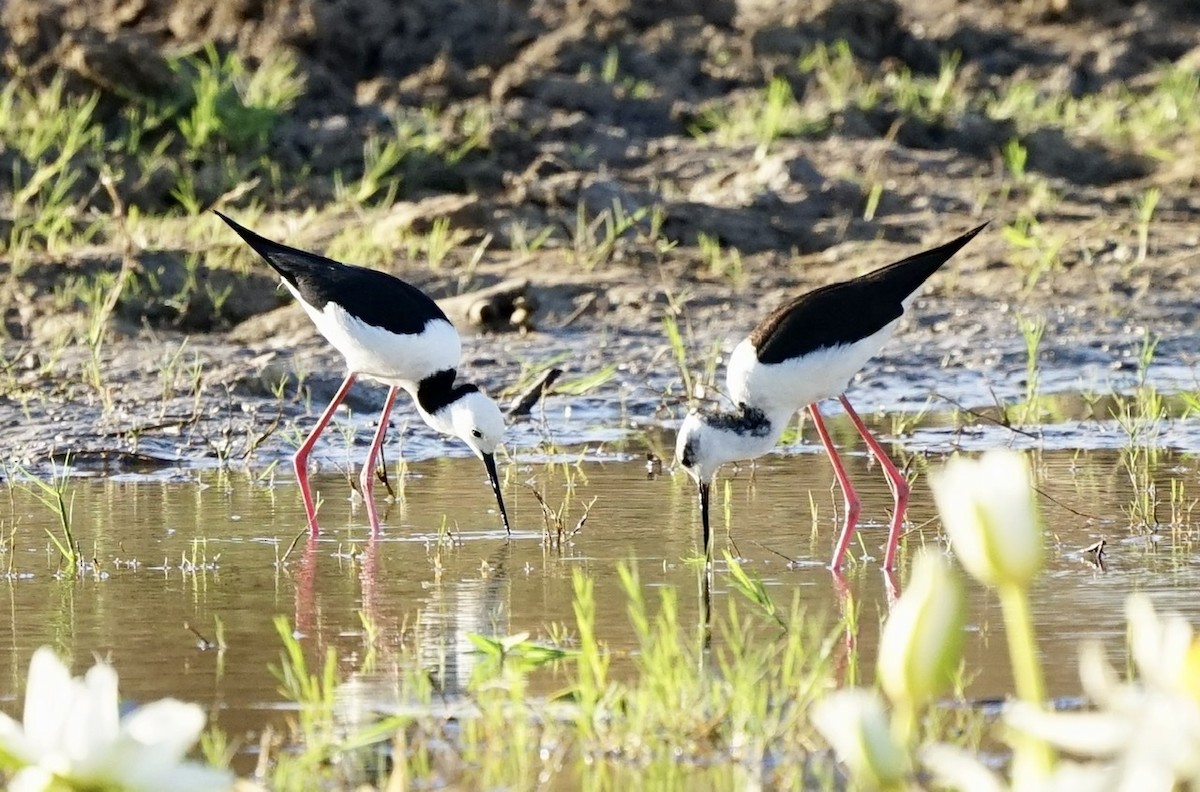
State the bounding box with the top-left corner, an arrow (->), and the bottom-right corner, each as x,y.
216,212 -> 510,535
676,223 -> 987,570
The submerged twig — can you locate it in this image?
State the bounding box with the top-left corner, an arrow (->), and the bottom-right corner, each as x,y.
932,391 -> 1041,439
278,527 -> 309,565
525,484 -> 595,548
185,622 -> 216,650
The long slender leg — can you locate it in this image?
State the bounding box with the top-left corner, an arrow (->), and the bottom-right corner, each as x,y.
809,404 -> 861,569
839,395 -> 910,570
294,373 -> 357,536
358,386 -> 399,534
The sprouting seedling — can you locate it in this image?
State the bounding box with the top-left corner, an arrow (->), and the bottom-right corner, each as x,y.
269,616 -> 338,750
863,181 -> 884,221
1135,329 -> 1160,390
698,232 -> 745,286
1134,186 -> 1160,265
569,198 -> 649,271
662,310 -> 694,403
467,631 -> 574,672
424,216 -> 455,270
340,131 -> 407,206
1003,138 -> 1029,183
723,552 -> 784,630
17,457 -> 79,571
158,338 -> 191,407
1017,314 -> 1045,425
508,220 -> 554,258
601,46 -> 620,84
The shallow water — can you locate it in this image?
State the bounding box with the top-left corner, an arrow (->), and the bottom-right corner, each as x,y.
4,407 -> 1200,772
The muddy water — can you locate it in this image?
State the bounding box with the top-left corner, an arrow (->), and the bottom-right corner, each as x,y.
2,421 -> 1199,769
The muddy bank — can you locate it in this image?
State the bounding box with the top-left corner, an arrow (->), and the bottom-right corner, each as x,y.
6,269 -> 1200,474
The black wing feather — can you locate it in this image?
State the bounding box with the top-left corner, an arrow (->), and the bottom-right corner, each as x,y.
750,223 -> 987,365
216,211 -> 448,336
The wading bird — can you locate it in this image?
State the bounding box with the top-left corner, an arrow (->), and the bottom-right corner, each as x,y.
217,212 -> 510,535
675,224 -> 986,569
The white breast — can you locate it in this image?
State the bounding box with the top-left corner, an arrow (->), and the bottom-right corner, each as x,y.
299,297 -> 462,386
726,319 -> 900,415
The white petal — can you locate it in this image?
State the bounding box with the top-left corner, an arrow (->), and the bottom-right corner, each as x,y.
931,451 -> 1042,588
1156,615 -> 1195,691
1005,702 -> 1130,756
92,700 -> 208,787
811,689 -> 909,786
21,648 -> 73,755
877,552 -> 964,708
0,710 -> 36,764
1039,760 -> 1114,792
63,661 -> 121,770
1114,757 -> 1178,792
121,699 -> 206,760
1078,641 -> 1119,706
121,761 -> 234,792
919,743 -> 1007,792
8,765 -> 55,792
1127,595 -> 1169,688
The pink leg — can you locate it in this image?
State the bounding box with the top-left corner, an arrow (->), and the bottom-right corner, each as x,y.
882,567 -> 901,608
839,395 -> 910,571
294,373 -> 357,536
809,404 -> 861,569
358,386 -> 399,535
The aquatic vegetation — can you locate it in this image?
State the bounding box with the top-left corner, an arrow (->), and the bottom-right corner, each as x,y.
811,688 -> 910,789
13,460 -> 79,572
1008,593 -> 1200,788
930,450 -> 1044,589
818,448 -> 1200,790
0,647 -> 230,791
927,593 -> 1200,791
930,449 -> 1053,784
875,552 -> 964,740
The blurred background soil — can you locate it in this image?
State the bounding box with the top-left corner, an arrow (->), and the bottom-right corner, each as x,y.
1,0 -> 1198,465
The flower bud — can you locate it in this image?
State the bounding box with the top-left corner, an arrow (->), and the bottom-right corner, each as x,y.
811,689 -> 910,789
930,450 -> 1043,589
878,552 -> 965,710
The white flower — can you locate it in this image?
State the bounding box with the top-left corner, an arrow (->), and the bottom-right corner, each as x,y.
877,552 -> 965,710
811,688 -> 910,789
930,450 -> 1043,589
1003,593 -> 1200,790
920,743 -> 1111,792
0,647 -> 232,792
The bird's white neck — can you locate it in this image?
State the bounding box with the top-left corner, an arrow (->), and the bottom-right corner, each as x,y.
682,405 -> 793,483
416,400 -> 454,438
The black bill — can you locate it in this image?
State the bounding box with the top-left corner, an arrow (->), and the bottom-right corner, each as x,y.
483,452 -> 511,535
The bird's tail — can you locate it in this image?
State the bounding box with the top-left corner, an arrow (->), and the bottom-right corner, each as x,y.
871,222 -> 988,299
214,210 -> 332,289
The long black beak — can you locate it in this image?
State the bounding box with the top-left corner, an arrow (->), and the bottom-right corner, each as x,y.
483,453 -> 511,535
698,481 -> 711,564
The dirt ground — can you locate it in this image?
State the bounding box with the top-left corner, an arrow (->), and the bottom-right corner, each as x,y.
1,0 -> 1199,470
